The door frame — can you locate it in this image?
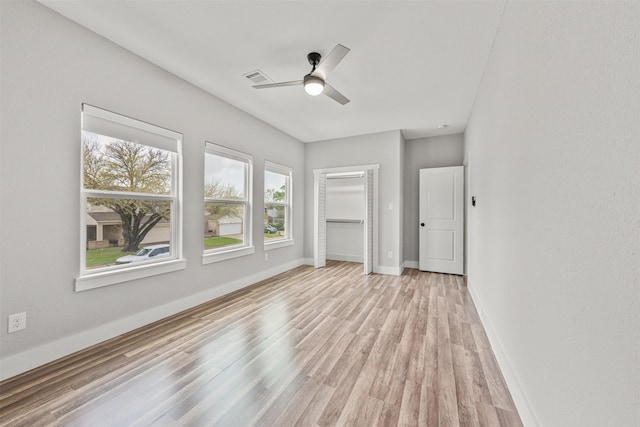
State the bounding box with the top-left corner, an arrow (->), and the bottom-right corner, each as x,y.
313,164 -> 379,274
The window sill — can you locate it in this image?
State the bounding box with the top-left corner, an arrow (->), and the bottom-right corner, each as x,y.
75,258 -> 187,292
264,238 -> 294,251
202,245 -> 255,265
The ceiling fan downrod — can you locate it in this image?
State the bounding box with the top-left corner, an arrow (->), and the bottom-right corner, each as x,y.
307,52 -> 321,72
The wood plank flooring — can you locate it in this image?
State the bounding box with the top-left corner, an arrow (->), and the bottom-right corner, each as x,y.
0,261 -> 522,426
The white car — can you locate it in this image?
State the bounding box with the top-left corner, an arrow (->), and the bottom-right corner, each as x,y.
115,244 -> 171,265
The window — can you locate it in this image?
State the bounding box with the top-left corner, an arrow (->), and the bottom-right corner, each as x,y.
203,142 -> 254,264
77,104 -> 184,291
264,161 -> 293,249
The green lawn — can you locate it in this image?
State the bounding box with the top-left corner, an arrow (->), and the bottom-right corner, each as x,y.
86,247 -> 135,268
204,236 -> 243,249
90,235 -> 275,266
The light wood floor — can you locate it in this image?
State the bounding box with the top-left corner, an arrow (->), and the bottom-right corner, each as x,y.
0,261 -> 522,426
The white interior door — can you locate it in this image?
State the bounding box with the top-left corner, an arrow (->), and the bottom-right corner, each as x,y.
419,166 -> 464,274
313,172 -> 327,268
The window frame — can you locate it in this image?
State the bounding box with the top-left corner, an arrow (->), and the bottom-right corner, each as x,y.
76,104 -> 185,291
264,160 -> 294,250
202,142 -> 254,264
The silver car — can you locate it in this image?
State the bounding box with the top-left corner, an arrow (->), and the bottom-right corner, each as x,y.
115,244 -> 171,265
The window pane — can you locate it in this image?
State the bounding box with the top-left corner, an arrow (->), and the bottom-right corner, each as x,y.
85,198 -> 171,269
265,170 -> 287,202
264,204 -> 286,240
205,153 -> 246,200
204,203 -> 245,249
82,131 -> 172,195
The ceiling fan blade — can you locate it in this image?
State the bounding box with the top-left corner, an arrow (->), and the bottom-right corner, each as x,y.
313,44 -> 350,79
323,83 -> 350,105
253,80 -> 303,89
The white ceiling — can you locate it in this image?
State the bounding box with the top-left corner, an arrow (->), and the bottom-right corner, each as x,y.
39,0 -> 505,143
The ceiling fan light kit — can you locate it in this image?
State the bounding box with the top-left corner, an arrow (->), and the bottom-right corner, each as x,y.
304,75 -> 324,96
253,44 -> 351,105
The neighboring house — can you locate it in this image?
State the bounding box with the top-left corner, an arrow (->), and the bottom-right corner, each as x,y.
204,215 -> 243,237
86,211 -> 170,249
264,208 -> 283,226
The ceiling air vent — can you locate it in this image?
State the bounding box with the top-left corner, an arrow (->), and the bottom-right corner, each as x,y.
243,69 -> 272,85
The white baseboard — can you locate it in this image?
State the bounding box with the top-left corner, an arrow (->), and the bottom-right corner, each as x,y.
327,253 -> 364,263
467,285 -> 539,427
0,258 -> 306,381
303,257 -> 404,277
303,258 -> 403,277
404,260 -> 419,269
375,264 -> 404,276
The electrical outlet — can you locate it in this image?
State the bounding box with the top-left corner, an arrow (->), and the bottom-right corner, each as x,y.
8,312 -> 26,333
387,251 -> 393,259
264,253 -> 269,262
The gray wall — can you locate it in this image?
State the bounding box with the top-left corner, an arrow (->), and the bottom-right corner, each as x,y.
465,2 -> 640,426
403,134 -> 464,264
304,131 -> 404,272
0,0 -> 305,376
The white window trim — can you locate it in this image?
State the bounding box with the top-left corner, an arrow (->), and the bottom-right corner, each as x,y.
76,259 -> 187,291
264,160 -> 294,250
202,245 -> 255,264
202,142 -> 254,265
77,104 -> 184,291
264,238 -> 294,251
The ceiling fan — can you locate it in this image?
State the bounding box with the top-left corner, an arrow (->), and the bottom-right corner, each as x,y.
253,44 -> 351,105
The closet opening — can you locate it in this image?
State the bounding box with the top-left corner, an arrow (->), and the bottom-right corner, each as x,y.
313,165 -> 379,275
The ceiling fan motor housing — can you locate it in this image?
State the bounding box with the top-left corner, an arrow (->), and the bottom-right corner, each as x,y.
305,52 -> 324,96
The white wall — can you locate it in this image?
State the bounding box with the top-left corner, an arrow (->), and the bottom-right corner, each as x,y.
0,0 -> 305,379
326,177 -> 365,220
465,2 -> 640,426
326,222 -> 364,263
304,131 -> 404,274
403,134 -> 464,266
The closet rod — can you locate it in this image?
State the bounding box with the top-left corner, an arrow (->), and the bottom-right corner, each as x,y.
326,219 -> 364,224
326,173 -> 364,180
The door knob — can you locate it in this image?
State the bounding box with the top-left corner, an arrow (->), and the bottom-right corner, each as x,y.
420,223 -> 425,227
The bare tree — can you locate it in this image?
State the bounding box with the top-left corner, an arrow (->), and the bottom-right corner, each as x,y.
204,179 -> 243,221
83,135 -> 171,252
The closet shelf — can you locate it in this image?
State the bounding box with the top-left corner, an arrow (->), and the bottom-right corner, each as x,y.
326,219 -> 364,224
